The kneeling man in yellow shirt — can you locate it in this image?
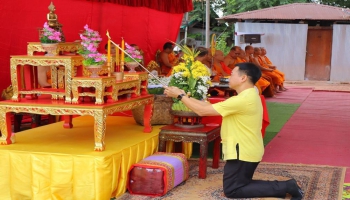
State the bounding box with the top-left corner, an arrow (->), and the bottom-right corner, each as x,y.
164,63 -> 303,200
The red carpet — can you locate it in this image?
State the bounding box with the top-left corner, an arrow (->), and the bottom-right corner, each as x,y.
263,89 -> 350,182
265,87 -> 313,104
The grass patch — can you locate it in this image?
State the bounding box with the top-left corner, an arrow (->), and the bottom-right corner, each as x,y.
263,102 -> 300,145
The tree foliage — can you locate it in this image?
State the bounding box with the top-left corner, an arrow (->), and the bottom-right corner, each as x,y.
318,0 -> 350,8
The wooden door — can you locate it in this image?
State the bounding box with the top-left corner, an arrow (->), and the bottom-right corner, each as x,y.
305,29 -> 332,81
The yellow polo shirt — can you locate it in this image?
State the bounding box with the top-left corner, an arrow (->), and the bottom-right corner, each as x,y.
212,88 -> 264,162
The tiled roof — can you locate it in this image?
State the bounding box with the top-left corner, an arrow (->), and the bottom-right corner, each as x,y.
218,3 -> 350,22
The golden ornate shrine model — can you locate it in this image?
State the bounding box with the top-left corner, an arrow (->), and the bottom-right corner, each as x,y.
0,40 -> 154,151
71,77 -> 140,104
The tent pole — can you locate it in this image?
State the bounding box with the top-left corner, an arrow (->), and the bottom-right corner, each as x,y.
184,12 -> 189,45
205,0 -> 210,48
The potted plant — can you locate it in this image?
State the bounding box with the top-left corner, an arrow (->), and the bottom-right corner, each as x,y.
78,24 -> 107,77
169,44 -> 212,111
167,43 -> 212,128
124,43 -> 143,72
39,22 -> 61,56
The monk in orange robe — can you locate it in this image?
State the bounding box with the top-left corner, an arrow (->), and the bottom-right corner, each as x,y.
159,42 -> 179,76
244,45 -> 254,62
251,47 -> 284,93
260,47 -> 287,91
212,50 -> 230,82
236,49 -> 247,63
237,49 -> 270,95
224,46 -> 241,69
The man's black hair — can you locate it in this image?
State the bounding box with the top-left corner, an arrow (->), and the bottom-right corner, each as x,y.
163,42 -> 173,50
235,62 -> 261,85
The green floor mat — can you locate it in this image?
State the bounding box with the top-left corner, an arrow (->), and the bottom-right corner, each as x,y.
263,102 -> 300,145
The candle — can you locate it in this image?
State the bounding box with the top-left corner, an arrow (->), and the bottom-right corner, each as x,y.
107,39 -> 111,63
121,38 -> 124,63
116,44 -> 120,71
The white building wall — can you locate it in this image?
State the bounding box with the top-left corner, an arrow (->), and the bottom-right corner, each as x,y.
235,22 -> 308,81
330,25 -> 350,82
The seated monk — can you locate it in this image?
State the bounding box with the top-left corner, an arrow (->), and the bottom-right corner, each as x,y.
159,42 -> 179,76
223,46 -> 241,69
34,51 -> 51,88
195,47 -> 212,75
260,47 -> 287,91
236,49 -> 270,95
201,48 -> 213,70
252,47 -> 284,93
38,67 -> 51,88
244,45 -> 254,62
212,50 -> 230,82
237,49 -> 247,63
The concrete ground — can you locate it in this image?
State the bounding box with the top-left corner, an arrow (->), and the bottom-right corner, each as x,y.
284,81 -> 350,92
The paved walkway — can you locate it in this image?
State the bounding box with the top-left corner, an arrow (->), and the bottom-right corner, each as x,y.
284,81 -> 350,92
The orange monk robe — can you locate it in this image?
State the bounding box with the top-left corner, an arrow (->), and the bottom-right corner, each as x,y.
236,57 -> 246,63
221,61 -> 232,75
256,77 -> 270,94
260,75 -> 275,97
257,56 -> 283,86
212,62 -> 231,82
227,58 -> 239,69
236,57 -> 269,94
163,52 -> 179,76
263,56 -> 285,81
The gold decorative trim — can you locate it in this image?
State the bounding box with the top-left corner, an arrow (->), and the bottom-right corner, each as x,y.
0,95 -> 154,150
27,42 -> 82,56
10,55 -> 83,103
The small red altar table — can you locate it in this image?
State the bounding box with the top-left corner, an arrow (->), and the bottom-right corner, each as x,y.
158,124 -> 221,179
124,72 -> 149,95
10,55 -> 84,103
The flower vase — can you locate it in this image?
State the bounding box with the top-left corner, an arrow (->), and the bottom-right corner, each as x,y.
41,43 -> 58,56
85,65 -> 103,78
126,62 -> 139,73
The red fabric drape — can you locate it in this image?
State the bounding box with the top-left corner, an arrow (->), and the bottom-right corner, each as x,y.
0,0 -> 189,91
88,0 -> 193,13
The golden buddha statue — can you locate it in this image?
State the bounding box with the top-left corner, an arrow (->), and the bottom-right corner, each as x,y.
46,1 -> 65,42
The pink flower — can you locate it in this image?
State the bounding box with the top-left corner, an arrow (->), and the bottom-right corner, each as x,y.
79,25 -> 106,65
43,22 -> 49,28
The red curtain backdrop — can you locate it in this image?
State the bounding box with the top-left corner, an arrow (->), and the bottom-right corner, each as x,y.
0,0 -> 190,91
88,0 -> 193,13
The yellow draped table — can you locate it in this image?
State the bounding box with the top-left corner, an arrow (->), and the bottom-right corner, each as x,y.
0,116 -> 161,199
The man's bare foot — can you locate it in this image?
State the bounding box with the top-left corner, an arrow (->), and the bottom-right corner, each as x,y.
282,87 -> 288,91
